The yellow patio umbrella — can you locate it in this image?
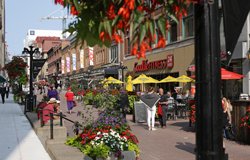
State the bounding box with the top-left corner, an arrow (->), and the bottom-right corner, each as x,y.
176,75 -> 195,83
106,76 -> 124,84
100,78 -> 109,88
132,74 -> 159,84
101,78 -> 107,84
159,76 -> 178,83
126,75 -> 133,92
132,74 -> 159,92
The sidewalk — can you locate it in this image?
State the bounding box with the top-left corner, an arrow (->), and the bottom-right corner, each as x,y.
0,94 -> 51,160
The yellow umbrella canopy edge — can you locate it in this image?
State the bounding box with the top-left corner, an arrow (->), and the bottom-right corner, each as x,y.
176,75 -> 194,83
132,74 -> 159,84
160,76 -> 178,83
107,76 -> 124,84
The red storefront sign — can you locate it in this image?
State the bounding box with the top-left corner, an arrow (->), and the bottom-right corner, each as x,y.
134,55 -> 174,72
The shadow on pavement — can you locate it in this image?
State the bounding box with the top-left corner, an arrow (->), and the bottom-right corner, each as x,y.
171,121 -> 195,132
175,142 -> 195,155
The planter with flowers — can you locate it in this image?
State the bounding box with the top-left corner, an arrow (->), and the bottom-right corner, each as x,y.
189,105 -> 196,125
66,110 -> 139,160
239,109 -> 250,144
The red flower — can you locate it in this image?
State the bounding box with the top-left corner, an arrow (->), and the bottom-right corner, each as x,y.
118,7 -> 130,20
54,0 -> 64,5
137,6 -> 144,12
116,20 -> 124,29
157,37 -> 166,48
70,5 -> 79,15
107,4 -> 116,20
112,33 -> 123,43
99,31 -> 105,41
131,44 -> 138,55
126,0 -> 135,10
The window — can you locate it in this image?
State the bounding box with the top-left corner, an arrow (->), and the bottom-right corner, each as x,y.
183,5 -> 194,38
96,49 -> 104,64
124,32 -> 131,56
169,22 -> 177,42
30,30 -> 35,35
110,43 -> 119,63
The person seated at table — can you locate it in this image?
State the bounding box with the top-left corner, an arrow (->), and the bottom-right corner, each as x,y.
183,90 -> 190,100
166,92 -> 175,119
42,98 -> 60,125
176,89 -> 183,103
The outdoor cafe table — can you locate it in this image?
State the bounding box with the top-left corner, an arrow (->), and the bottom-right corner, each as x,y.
231,100 -> 250,144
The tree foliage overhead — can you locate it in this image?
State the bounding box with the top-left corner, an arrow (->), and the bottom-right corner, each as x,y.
55,0 -> 196,59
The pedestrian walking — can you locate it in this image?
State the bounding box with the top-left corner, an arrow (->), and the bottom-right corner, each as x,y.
65,87 -> 75,114
158,88 -> 168,128
6,82 -> 10,99
0,83 -> 6,104
140,86 -> 160,131
47,86 -> 59,100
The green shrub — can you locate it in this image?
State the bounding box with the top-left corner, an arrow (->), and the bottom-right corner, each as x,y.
83,144 -> 110,159
128,141 -> 140,157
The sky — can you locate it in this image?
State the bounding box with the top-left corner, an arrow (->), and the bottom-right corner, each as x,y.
6,0 -> 71,56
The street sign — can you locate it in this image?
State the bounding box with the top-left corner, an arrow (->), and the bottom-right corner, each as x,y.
33,59 -> 46,78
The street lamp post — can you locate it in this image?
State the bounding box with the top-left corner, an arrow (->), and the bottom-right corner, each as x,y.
119,61 -> 127,83
22,46 -> 40,113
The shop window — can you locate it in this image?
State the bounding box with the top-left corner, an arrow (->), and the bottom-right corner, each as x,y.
182,5 -> 194,38
169,22 -> 177,42
110,43 -> 119,63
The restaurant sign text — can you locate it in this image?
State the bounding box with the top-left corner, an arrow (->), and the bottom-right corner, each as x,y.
134,55 -> 174,72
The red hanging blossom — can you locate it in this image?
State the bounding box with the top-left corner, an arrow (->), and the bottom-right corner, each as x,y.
157,37 -> 166,48
106,4 -> 116,20
112,33 -> 123,43
54,0 -> 64,5
70,5 -> 79,15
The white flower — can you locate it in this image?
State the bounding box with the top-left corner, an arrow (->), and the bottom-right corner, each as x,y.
90,141 -> 94,145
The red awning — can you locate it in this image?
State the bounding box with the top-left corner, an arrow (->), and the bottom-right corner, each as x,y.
190,68 -> 244,80
221,68 -> 244,80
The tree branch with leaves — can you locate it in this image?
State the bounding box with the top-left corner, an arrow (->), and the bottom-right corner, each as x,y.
54,0 -> 197,59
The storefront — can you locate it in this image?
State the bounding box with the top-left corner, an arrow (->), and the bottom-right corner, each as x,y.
124,43 -> 195,92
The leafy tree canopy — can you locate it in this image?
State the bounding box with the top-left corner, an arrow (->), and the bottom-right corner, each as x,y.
54,0 -> 197,59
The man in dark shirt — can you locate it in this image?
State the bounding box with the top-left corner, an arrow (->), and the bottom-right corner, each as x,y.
117,87 -> 129,119
0,83 -> 6,104
158,88 -> 168,128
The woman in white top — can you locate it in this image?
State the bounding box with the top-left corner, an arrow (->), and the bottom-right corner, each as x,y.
140,87 -> 160,131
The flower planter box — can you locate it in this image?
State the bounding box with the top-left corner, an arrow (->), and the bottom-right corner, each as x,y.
84,151 -> 136,160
